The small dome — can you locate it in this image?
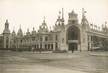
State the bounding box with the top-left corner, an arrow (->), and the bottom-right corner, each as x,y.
17,27 -> 23,37
3,19 -> 10,34
3,29 -> 10,34
32,27 -> 36,35
38,18 -> 49,33
26,28 -> 30,35
12,30 -> 16,36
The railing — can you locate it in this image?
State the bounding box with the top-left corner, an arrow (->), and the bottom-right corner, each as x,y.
68,40 -> 78,43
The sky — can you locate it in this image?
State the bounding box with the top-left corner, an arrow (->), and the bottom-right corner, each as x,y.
0,0 -> 108,34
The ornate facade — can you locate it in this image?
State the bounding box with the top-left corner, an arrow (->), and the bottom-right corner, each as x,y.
0,8 -> 108,51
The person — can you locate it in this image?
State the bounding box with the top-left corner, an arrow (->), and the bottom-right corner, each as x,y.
72,48 -> 74,53
39,48 -> 41,53
32,47 -> 34,53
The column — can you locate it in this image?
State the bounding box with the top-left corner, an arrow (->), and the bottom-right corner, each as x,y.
89,36 -> 92,51
53,43 -> 55,51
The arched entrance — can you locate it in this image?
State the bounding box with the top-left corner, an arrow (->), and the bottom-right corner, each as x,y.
67,25 -> 80,51
6,37 -> 9,48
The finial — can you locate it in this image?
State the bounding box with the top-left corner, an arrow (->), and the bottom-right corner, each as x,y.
5,19 -> 9,24
59,11 -> 61,16
33,27 -> 34,30
12,26 -> 15,33
58,11 -> 61,19
82,8 -> 87,17
105,21 -> 107,28
72,9 -> 74,13
62,8 -> 64,19
43,16 -> 46,23
6,19 -> 8,22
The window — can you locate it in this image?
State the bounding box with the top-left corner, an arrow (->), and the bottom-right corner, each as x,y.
20,40 -> 22,43
72,20 -> 76,24
40,43 -> 42,49
40,37 -> 43,41
48,44 -> 50,49
45,44 -> 47,49
55,43 -> 58,49
62,38 -> 64,43
56,35 -> 58,41
45,36 -> 48,41
37,44 -> 39,49
51,44 -> 53,50
32,37 -> 35,41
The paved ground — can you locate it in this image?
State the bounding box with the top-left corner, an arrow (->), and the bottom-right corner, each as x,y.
0,50 -> 108,73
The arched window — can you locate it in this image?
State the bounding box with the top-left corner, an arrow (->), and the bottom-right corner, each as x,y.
45,36 -> 48,41
51,44 -> 53,50
6,37 -> 9,48
45,44 -> 47,49
56,35 -> 58,41
67,25 -> 80,40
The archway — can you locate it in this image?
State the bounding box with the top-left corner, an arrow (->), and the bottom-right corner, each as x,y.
67,25 -> 80,51
6,37 -> 9,48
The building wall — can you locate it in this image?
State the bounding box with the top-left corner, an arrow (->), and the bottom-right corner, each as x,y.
0,35 -> 3,48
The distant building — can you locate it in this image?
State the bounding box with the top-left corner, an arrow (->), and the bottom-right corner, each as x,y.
0,8 -> 108,51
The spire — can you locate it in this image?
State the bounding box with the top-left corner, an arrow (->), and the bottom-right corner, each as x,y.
61,8 -> 64,25
81,8 -> 88,24
5,19 -> 9,29
56,11 -> 61,25
82,8 -> 86,18
17,24 -> 23,37
3,19 -> 10,34
12,26 -> 15,33
42,16 -> 47,26
55,9 -> 65,26
105,21 -> 107,28
62,8 -> 64,19
58,11 -> 61,19
81,8 -> 89,30
12,27 -> 16,36
33,27 -> 35,31
6,19 -> 8,23
43,16 -> 45,23
26,28 -> 30,35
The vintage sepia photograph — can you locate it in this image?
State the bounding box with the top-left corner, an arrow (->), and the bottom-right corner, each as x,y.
0,0 -> 108,73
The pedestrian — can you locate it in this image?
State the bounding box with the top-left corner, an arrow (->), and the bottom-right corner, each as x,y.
32,47 -> 34,53
72,48 -> 74,53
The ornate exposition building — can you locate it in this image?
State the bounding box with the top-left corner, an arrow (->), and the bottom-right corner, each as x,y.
0,9 -> 108,51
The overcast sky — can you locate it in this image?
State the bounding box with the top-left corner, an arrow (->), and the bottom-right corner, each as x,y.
0,0 -> 108,34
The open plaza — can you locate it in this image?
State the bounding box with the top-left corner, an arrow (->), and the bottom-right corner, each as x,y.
0,50 -> 108,73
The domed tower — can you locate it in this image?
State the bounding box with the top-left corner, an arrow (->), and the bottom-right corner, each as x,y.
26,28 -> 30,36
81,8 -> 90,50
32,27 -> 36,35
10,29 -> 16,48
68,10 -> 78,25
12,30 -> 16,37
16,25 -> 23,48
3,19 -> 10,48
38,17 -> 49,33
